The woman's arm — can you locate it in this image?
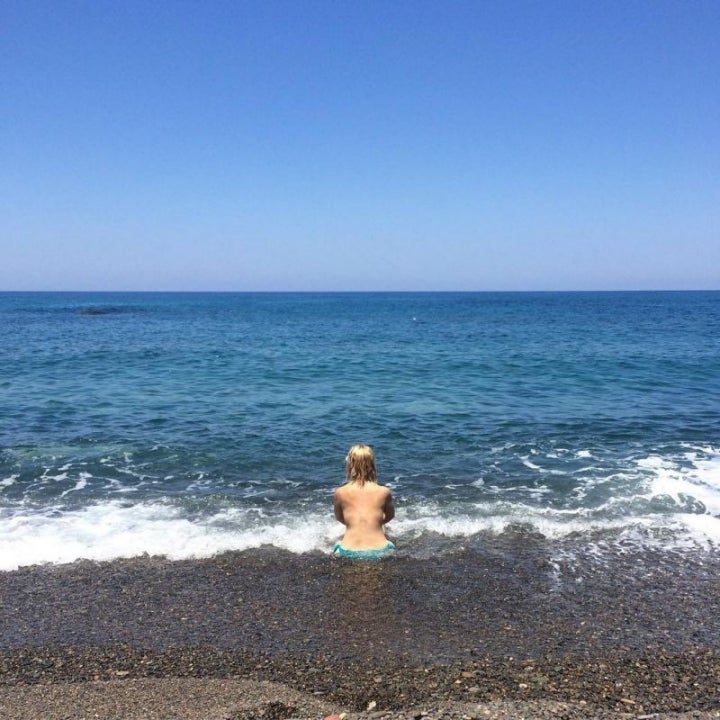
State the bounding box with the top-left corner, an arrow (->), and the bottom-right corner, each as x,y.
333,489 -> 346,525
383,491 -> 395,523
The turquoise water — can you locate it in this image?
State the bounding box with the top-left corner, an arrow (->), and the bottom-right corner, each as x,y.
1,291 -> 719,569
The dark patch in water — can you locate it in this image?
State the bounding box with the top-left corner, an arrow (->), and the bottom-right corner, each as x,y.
78,307 -> 123,316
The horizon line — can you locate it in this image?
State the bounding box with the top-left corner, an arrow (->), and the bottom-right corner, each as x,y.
1,288 -> 718,294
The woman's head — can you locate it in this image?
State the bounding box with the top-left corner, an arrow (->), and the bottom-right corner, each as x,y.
345,443 -> 377,485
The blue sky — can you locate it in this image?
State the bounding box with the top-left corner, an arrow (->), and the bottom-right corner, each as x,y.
2,0 -> 719,291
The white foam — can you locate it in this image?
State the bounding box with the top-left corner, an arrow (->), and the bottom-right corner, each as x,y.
640,449 -> 720,516
2,490 -> 716,571
677,513 -> 720,543
0,501 -> 340,571
393,444 -> 720,549
39,471 -> 68,482
637,455 -> 669,470
0,475 -> 18,488
59,473 -> 90,498
393,501 -> 632,541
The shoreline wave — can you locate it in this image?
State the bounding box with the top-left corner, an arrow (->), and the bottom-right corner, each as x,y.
2,494 -> 718,572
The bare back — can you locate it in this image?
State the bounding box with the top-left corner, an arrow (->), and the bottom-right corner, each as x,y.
333,481 -> 395,550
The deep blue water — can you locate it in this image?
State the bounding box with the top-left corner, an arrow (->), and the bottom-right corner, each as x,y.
1,291 -> 719,569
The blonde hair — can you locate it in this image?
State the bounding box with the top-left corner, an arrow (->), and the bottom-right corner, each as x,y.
345,443 -> 377,485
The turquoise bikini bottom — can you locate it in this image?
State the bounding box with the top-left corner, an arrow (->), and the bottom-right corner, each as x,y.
332,542 -> 395,560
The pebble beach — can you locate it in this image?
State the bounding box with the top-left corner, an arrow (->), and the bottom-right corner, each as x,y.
2,544 -> 719,719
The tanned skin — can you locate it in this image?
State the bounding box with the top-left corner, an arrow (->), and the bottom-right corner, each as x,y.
333,481 -> 394,550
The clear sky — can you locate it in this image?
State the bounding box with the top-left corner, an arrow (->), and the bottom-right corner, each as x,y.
2,0 -> 719,291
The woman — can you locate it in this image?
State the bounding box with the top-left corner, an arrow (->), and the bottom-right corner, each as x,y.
333,444 -> 395,559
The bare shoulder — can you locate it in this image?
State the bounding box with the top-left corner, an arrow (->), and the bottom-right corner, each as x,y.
334,484 -> 353,501
378,484 -> 393,499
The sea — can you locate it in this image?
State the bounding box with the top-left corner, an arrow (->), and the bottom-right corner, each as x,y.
1,291 -> 719,573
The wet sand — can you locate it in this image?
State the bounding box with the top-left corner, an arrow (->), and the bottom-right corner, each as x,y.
1,542 -> 719,718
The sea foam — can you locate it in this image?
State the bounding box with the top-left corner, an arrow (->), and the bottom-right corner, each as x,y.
0,501 -> 342,571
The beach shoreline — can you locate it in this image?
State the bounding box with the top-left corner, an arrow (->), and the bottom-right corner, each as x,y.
2,547 -> 719,718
